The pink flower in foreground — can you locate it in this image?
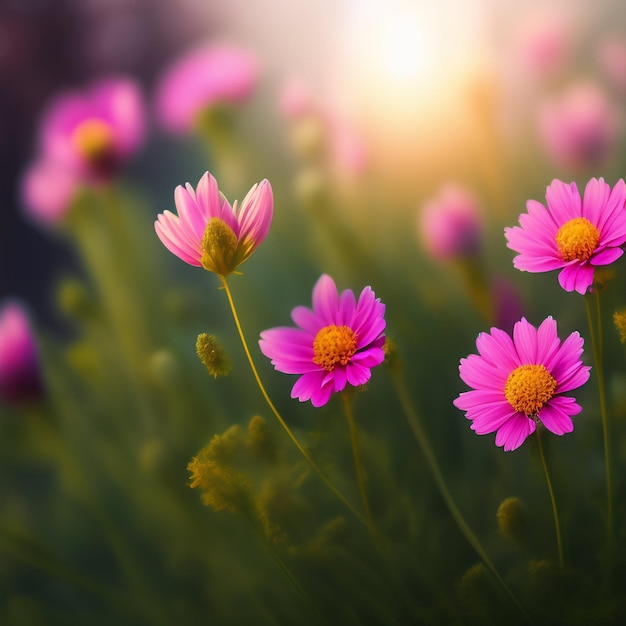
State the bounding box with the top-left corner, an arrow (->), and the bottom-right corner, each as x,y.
454,317 -> 590,451
21,77 -> 145,225
259,275 -> 386,407
154,171 -> 273,276
0,302 -> 44,406
154,42 -> 258,134
418,184 -> 483,261
505,178 -> 626,294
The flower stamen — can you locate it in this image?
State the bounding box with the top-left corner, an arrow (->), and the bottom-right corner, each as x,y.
201,217 -> 239,275
504,364 -> 557,416
313,325 -> 357,371
555,217 -> 600,262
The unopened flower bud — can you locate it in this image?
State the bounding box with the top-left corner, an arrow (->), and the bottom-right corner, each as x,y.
497,497 -> 526,544
246,415 -> 278,464
196,333 -> 232,378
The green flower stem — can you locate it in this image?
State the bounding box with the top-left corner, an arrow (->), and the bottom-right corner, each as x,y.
390,367 -> 530,622
218,275 -> 367,527
534,426 -> 564,572
238,502 -> 328,624
67,187 -> 161,436
24,406 -> 169,625
342,393 -> 376,535
585,292 -> 613,553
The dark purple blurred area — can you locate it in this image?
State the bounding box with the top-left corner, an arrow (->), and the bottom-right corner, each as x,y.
0,0 -> 217,324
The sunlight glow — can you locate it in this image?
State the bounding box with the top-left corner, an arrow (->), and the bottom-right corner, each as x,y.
379,12 -> 433,80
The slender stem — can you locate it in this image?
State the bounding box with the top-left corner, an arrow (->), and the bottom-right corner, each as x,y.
534,426 -> 564,571
342,393 -> 376,535
391,369 -> 530,621
241,507 -> 328,624
268,544 -> 328,624
585,293 -> 613,551
218,275 -> 367,527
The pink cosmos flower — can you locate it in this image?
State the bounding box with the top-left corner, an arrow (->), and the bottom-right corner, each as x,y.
21,76 -> 145,224
259,274 -> 386,407
537,81 -> 619,172
505,178 -> 626,295
418,184 -> 483,261
154,171 -> 273,276
512,7 -> 573,82
154,42 -> 258,134
20,159 -> 80,226
0,302 -> 44,406
35,76 -> 145,179
454,317 -> 590,452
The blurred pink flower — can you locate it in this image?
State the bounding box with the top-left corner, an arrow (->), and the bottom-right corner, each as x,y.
155,170 -> 273,276
418,184 -> 483,261
490,276 -> 525,335
537,81 -> 619,171
0,302 -> 44,406
505,178 -> 626,295
20,159 -> 80,227
278,76 -> 368,176
278,77 -> 315,119
597,36 -> 626,93
21,76 -> 145,225
512,7 -> 574,82
327,110 -> 368,176
454,316 -> 590,451
259,274 -> 386,407
154,42 -> 258,134
36,76 -> 145,179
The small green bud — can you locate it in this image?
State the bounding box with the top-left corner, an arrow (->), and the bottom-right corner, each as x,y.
57,279 -> 95,320
246,415 -> 278,465
149,349 -> 181,386
290,115 -> 326,161
497,497 -> 525,544
196,333 -> 232,378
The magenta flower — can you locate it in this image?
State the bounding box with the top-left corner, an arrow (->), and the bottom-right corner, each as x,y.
259,275 -> 386,407
35,76 -> 145,179
454,317 -> 590,452
154,42 -> 258,134
418,184 -> 483,261
154,171 -> 273,276
505,178 -> 626,295
21,77 -> 145,224
0,302 -> 44,406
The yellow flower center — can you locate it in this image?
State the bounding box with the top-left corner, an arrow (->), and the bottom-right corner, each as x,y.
72,119 -> 115,162
555,217 -> 600,262
313,325 -> 357,371
504,364 -> 557,416
201,217 -> 239,275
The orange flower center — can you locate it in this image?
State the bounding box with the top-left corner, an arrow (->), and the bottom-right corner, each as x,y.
313,325 -> 357,371
504,364 -> 557,416
555,217 -> 600,262
72,119 -> 114,162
